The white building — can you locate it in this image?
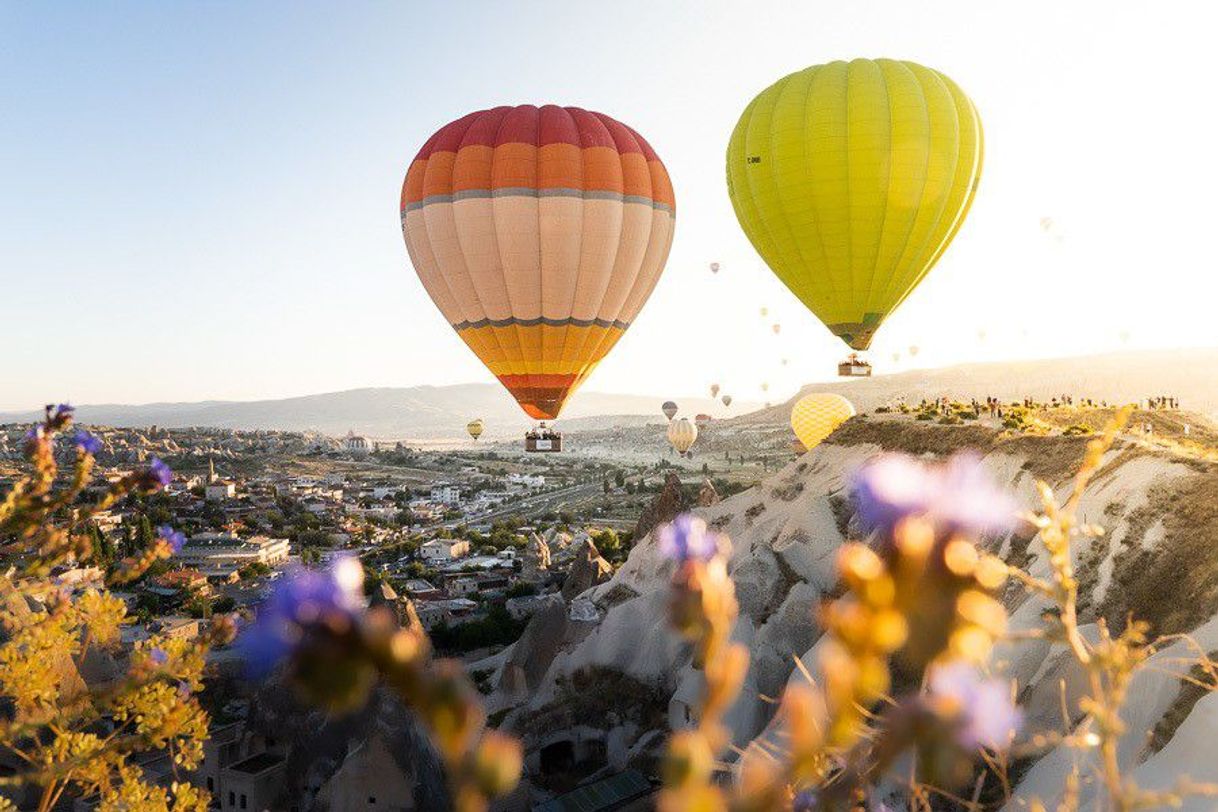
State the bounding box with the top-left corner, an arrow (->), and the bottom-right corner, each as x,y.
177,533 -> 291,579
204,481 -> 236,501
419,538 -> 470,564
506,473 -> 545,490
342,431 -> 370,457
430,484 -> 462,505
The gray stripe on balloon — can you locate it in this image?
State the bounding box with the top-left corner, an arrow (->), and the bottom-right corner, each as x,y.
402,188 -> 674,214
452,315 -> 631,331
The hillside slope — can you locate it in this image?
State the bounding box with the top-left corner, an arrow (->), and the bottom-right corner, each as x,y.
735,347 -> 1218,424
487,415 -> 1218,805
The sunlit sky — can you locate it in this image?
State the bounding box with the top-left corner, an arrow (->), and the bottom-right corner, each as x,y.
4,1 -> 1217,411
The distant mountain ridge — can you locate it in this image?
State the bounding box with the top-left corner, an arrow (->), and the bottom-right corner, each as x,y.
0,385 -> 744,441
4,348 -> 1215,439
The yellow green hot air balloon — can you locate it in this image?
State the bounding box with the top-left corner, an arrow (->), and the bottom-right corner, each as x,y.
790,393 -> 855,451
467,418 -> 484,440
727,59 -> 983,352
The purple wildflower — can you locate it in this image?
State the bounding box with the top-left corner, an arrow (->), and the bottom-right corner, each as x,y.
237,555 -> 366,678
74,429 -> 102,455
928,662 -> 1022,750
793,790 -> 817,812
157,525 -> 186,554
658,514 -> 722,563
45,403 -> 74,419
851,452 -> 1016,537
149,647 -> 168,666
143,457 -> 173,489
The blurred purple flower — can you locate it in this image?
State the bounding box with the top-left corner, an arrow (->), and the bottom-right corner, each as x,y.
157,525 -> 186,554
851,455 -> 939,534
658,514 -> 721,563
74,429 -> 102,455
143,457 -> 173,489
149,647 -> 168,666
237,555 -> 366,678
792,790 -> 817,812
934,454 -> 1018,536
929,662 -> 1022,750
851,452 -> 1015,537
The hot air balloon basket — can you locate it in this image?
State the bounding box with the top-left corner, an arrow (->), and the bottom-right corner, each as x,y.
838,360 -> 873,377
525,430 -> 563,453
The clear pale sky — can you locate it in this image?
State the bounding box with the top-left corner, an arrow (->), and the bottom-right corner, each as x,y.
4,1 -> 1216,411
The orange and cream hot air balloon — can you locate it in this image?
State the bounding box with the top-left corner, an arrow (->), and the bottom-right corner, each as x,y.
710,383 -> 720,398
401,105 -> 676,422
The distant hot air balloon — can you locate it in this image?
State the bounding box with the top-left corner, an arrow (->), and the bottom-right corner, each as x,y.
892,352 -> 901,363
710,261 -> 720,274
909,345 -> 920,358
662,401 -> 678,421
721,395 -> 733,407
772,323 -> 781,335
1040,216 -> 1065,244
790,393 -> 855,452
710,383 -> 720,398
781,358 -> 789,366
761,382 -> 769,393
977,329 -> 987,342
401,105 -> 676,423
667,417 -> 697,454
466,419 -> 484,440
760,307 -> 768,318
727,59 -> 983,355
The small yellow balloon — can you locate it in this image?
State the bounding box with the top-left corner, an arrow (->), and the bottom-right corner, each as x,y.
667,417 -> 698,454
466,419 -> 484,440
790,393 -> 855,451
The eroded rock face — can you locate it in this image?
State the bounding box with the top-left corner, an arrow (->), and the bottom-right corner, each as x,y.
521,532 -> 551,584
561,538 -> 613,602
697,478 -> 721,507
634,472 -> 688,542
493,418 -> 1218,802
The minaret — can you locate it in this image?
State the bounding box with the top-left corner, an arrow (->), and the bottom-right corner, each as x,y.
208,456 -> 217,485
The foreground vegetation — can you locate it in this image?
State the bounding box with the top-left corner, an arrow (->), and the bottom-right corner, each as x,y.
4,404 -> 1218,809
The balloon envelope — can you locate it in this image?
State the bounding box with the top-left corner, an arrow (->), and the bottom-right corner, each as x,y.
667,417 -> 698,454
727,59 -> 983,351
662,400 -> 678,420
721,395 -> 733,407
466,419 -> 484,440
710,383 -> 720,398
710,262 -> 720,273
402,105 -> 676,420
790,393 -> 855,451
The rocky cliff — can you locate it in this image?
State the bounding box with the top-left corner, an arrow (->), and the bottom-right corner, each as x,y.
487,412 -> 1218,806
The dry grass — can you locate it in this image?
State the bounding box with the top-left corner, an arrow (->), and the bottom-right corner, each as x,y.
1101,471 -> 1218,635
